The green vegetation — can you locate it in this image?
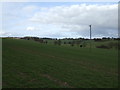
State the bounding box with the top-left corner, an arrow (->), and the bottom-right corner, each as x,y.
3,38 -> 118,88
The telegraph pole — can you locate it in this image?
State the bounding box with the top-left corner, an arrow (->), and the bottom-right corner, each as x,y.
89,25 -> 92,51
89,25 -> 91,40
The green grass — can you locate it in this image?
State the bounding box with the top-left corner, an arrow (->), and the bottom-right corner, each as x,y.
2,38 -> 118,88
45,39 -> 118,49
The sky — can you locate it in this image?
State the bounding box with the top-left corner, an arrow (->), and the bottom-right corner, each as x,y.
0,1 -> 119,38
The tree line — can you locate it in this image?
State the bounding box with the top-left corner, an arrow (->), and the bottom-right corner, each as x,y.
19,36 -> 120,49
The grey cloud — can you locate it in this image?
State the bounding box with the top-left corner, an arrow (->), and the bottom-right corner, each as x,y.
30,4 -> 118,38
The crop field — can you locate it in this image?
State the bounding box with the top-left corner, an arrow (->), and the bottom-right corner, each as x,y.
2,38 -> 118,88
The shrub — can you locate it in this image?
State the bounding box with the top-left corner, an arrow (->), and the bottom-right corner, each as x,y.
96,45 -> 110,49
107,42 -> 118,49
80,45 -> 82,47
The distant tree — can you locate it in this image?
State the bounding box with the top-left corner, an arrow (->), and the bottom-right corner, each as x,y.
71,43 -> 74,46
80,45 -> 82,47
76,40 -> 80,46
23,37 -> 31,40
107,37 -> 110,40
33,37 -> 43,43
93,38 -> 102,42
96,45 -> 110,49
54,39 -> 62,45
46,41 -> 48,44
113,37 -> 117,40
107,42 -> 119,49
82,42 -> 87,47
71,41 -> 75,47
54,40 -> 58,45
64,42 -> 67,44
68,41 -> 71,44
102,37 -> 107,40
58,39 -> 61,45
44,41 -> 48,44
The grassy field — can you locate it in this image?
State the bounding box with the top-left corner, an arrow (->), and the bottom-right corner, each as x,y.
2,38 -> 118,88
43,38 -> 118,49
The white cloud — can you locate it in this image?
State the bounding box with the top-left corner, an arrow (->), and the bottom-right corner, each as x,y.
0,31 -> 12,36
0,31 -> 6,35
29,4 -> 118,38
22,5 -> 38,13
0,0 -> 30,2
2,2 -> 118,38
0,0 -> 119,2
30,4 -> 118,26
26,26 -> 36,31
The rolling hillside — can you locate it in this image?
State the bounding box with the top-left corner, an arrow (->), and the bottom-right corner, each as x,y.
2,38 -> 118,88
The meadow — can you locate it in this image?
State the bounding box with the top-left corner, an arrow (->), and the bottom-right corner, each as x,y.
2,38 -> 118,88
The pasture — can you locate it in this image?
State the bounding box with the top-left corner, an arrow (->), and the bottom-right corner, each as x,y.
2,38 -> 118,88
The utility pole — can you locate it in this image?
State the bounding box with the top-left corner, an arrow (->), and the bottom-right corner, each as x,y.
89,25 -> 91,40
89,25 -> 92,52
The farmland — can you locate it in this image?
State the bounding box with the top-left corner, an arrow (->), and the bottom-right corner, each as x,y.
2,38 -> 118,88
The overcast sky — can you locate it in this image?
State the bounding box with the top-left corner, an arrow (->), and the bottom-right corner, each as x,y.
1,1 -> 118,38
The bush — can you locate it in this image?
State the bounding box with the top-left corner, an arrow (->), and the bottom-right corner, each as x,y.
108,42 -> 118,49
80,45 -> 82,47
96,45 -> 110,49
96,42 -> 119,49
54,40 -> 61,45
64,42 -> 67,44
